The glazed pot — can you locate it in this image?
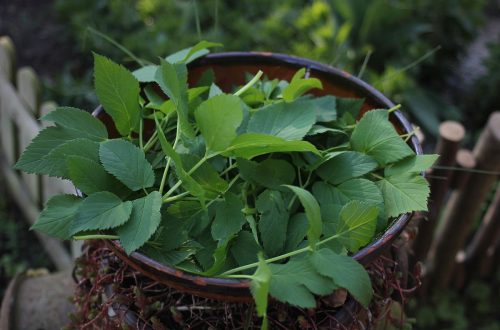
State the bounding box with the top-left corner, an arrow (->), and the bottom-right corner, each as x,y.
95,52 -> 422,303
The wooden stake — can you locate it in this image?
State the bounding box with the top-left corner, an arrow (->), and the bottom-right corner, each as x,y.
464,183 -> 500,276
449,149 -> 476,190
413,121 -> 465,263
429,112 -> 500,290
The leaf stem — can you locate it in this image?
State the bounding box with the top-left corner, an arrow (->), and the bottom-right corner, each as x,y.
73,234 -> 119,241
234,70 -> 264,96
139,117 -> 144,149
221,229 -> 347,276
159,120 -> 180,195
387,104 -> 402,113
163,155 -> 210,198
163,191 -> 190,203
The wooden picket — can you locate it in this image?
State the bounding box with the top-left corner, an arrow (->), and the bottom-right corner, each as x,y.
0,36 -> 76,270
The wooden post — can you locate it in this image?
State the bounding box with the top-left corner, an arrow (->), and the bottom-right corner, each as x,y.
429,112 -> 500,290
464,184 -> 500,276
449,149 -> 476,191
412,121 -> 465,263
0,36 -> 15,82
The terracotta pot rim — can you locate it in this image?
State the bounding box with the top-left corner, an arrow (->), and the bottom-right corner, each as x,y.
95,51 -> 422,300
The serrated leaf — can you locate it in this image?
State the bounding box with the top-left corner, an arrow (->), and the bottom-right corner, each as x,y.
284,185 -> 322,248
41,107 -> 108,141
350,109 -> 414,166
211,193 -> 246,241
99,139 -> 155,191
43,138 -> 100,178
132,65 -> 158,82
311,248 -> 372,307
282,68 -> 323,102
269,258 -> 336,308
155,60 -> 194,137
222,133 -> 320,159
377,173 -> 430,218
335,201 -> 378,252
70,192 -> 133,235
117,191 -> 162,254
93,53 -> 140,136
31,195 -> 83,239
66,156 -> 128,196
256,190 -> 289,257
250,254 -> 271,319
237,158 -> 295,191
14,126 -> 81,174
316,151 -> 378,185
247,101 -> 316,141
384,154 -> 439,177
313,179 -> 383,210
195,94 -> 243,152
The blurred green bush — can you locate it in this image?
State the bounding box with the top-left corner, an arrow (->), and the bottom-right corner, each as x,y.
50,0 -> 487,137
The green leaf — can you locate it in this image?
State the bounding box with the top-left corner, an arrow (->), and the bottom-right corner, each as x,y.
311,248 -> 372,307
211,193 -> 246,241
154,115 -> 206,200
350,109 -> 414,166
299,96 -> 337,122
307,125 -> 346,137
222,133 -> 320,159
117,191 -> 162,254
335,201 -> 378,252
31,195 -> 83,239
155,60 -> 194,137
247,101 -> 316,141
313,179 -> 383,209
181,41 -> 222,63
42,138 -> 100,178
269,257 -> 336,308
208,83 -> 223,97
201,235 -> 234,276
236,158 -> 295,191
14,126 -> 81,174
337,97 -> 364,119
316,151 -> 378,185
182,154 -> 228,195
250,254 -> 271,320
93,53 -> 140,136
256,190 -> 289,257
70,192 -> 133,235
377,173 -> 430,218
99,139 -> 155,191
41,107 -> 108,141
166,41 -> 221,64
384,154 -> 439,177
283,185 -> 322,248
282,68 -> 323,102
132,65 -> 157,82
66,156 -> 128,196
195,94 -> 243,152
284,213 -> 308,252
231,231 -> 260,268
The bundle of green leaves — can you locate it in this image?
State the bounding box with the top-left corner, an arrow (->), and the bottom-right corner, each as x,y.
16,42 -> 436,327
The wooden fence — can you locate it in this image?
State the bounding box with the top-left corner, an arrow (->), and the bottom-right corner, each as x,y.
412,113 -> 500,292
0,36 -> 78,270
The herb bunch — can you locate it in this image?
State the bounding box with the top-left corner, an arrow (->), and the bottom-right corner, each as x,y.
16,42 -> 436,327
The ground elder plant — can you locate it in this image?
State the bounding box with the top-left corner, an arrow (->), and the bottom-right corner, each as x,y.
16,42 -> 437,328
